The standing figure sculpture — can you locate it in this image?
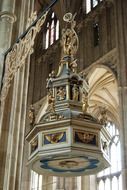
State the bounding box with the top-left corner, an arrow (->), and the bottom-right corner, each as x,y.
28,105 -> 35,126
61,13 -> 79,57
72,84 -> 79,101
82,92 -> 89,113
48,89 -> 55,113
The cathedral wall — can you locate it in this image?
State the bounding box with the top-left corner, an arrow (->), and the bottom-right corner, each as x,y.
28,2 -> 116,105
1,1 -> 125,190
78,3 -> 116,70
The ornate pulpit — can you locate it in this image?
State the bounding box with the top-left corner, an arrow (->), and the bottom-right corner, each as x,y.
26,13 -> 111,176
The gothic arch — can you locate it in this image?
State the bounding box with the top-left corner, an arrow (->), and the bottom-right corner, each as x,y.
83,64 -> 120,128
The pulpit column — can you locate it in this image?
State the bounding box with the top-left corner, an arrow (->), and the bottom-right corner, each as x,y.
115,1 -> 127,190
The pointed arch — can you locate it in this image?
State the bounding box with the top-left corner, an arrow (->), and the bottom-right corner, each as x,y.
83,64 -> 120,127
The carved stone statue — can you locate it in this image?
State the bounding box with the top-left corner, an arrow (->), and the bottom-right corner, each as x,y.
47,89 -> 55,113
72,84 -> 79,101
70,59 -> 77,73
56,86 -> 66,101
28,105 -> 35,125
82,92 -> 89,113
31,138 -> 38,153
100,107 -> 108,126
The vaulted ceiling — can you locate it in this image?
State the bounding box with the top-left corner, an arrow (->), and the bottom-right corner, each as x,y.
87,67 -> 119,127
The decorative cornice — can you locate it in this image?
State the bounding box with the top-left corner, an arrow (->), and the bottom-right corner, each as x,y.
0,11 -> 17,23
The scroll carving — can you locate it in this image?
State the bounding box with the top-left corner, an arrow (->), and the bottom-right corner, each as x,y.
0,11 -> 48,104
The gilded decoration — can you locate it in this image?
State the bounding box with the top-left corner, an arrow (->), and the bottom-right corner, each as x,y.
70,59 -> 78,73
28,105 -> 35,126
26,11 -> 37,28
47,89 -> 55,113
59,160 -> 78,168
82,91 -> 89,113
42,112 -> 64,123
56,86 -> 66,101
44,132 -> 66,144
0,11 -> 48,104
75,131 -> 97,146
61,13 -> 79,57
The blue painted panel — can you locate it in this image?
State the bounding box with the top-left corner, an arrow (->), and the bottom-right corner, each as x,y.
44,132 -> 66,145
40,155 -> 99,174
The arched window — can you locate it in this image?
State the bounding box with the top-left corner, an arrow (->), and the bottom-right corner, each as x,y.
30,170 -> 42,190
45,12 -> 59,49
97,122 -> 122,190
45,23 -> 49,49
86,0 -> 103,13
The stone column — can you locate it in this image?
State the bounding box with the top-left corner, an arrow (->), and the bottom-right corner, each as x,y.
42,175 -> 53,190
0,0 -> 34,189
0,0 -> 16,86
56,177 -> 65,190
65,177 -> 77,190
115,0 -> 127,190
81,176 -> 90,190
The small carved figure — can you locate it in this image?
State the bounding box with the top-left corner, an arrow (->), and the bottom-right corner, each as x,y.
51,70 -> 55,78
28,105 -> 35,125
70,59 -> 77,73
64,33 -> 72,55
72,84 -> 79,101
56,87 -> 66,101
103,141 -> 107,150
82,92 -> 89,113
102,141 -> 108,154
100,107 -> 108,126
45,132 -> 64,144
83,133 -> 94,143
31,138 -> 38,153
77,132 -> 95,144
48,89 -> 55,113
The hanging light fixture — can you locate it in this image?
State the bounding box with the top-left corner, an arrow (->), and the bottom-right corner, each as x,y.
26,13 -> 111,177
